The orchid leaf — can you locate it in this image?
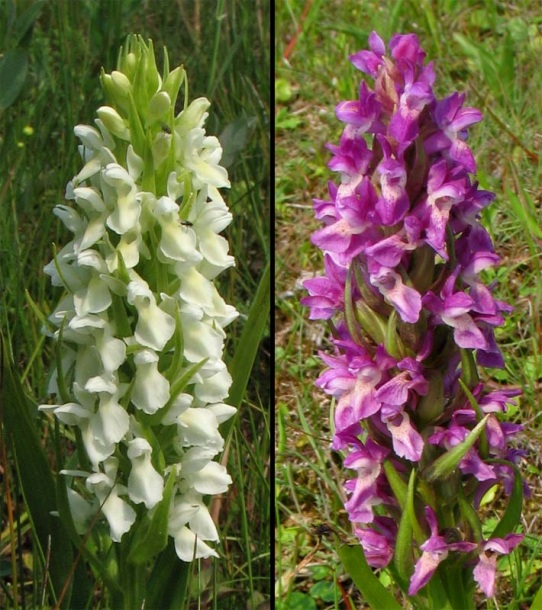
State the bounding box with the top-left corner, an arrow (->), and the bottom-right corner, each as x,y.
337,543 -> 402,610
393,471 -> 415,586
531,582 -> 542,610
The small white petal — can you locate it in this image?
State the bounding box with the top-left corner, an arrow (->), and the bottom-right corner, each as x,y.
86,472 -> 136,542
172,526 -> 219,561
128,281 -> 175,351
127,437 -> 164,509
178,408 -> 223,450
131,349 -> 170,414
191,461 -> 232,495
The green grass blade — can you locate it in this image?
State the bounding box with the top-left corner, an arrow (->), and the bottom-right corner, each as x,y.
227,258 -> 270,409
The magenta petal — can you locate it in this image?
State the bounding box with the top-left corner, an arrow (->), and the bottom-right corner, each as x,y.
408,550 -> 443,595
356,523 -> 395,568
446,314 -> 488,350
311,219 -> 352,253
371,268 -> 422,323
386,412 -> 424,461
473,552 -> 497,597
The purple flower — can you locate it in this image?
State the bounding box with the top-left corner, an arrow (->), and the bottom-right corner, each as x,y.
386,411 -> 424,461
473,534 -> 524,597
369,266 -> 422,323
423,273 -> 488,350
343,439 -> 389,522
355,516 -> 397,568
335,81 -> 384,133
409,507 -> 477,595
302,254 -> 347,320
424,92 -> 483,173
414,160 -> 466,257
375,137 -> 410,225
349,31 -> 385,76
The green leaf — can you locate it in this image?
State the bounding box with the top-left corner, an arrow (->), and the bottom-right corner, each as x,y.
0,48 -> 28,110
309,580 -> 336,602
227,259 -> 269,410
12,0 -> 46,47
531,581 -> 542,610
393,473 -> 414,586
488,460 -> 523,539
275,78 -> 293,103
283,591 -> 317,610
144,538 -> 190,610
0,332 -> 74,607
336,543 -> 402,610
422,415 -> 489,482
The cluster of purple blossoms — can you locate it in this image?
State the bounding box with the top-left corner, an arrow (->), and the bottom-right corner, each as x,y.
303,32 -> 526,598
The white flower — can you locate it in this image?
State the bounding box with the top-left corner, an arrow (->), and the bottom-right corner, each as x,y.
168,491 -> 219,561
189,461 -> 232,495
178,407 -> 224,450
127,278 -> 176,350
127,437 -> 164,509
86,458 -> 136,542
102,164 -> 141,235
131,349 -> 170,414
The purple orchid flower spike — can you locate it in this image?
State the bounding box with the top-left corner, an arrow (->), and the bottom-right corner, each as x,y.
303,30 -> 526,605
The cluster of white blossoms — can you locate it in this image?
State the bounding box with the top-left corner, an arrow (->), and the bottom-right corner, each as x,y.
39,37 -> 238,561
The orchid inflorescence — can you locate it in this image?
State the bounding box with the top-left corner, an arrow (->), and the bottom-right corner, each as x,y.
40,36 -> 237,562
303,31 -> 526,600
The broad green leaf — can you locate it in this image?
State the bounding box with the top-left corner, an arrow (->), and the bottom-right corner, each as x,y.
283,591 -> 317,610
422,415 -> 489,482
0,332 -> 73,606
337,543 -> 402,610
144,539 -> 190,610
0,48 -> 28,110
488,460 -> 523,539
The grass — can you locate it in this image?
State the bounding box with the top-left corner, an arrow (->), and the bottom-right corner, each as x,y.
0,0 -> 269,608
275,1 -> 542,608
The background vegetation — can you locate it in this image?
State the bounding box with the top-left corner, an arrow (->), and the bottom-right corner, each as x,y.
275,1 -> 542,608
0,0 -> 270,607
